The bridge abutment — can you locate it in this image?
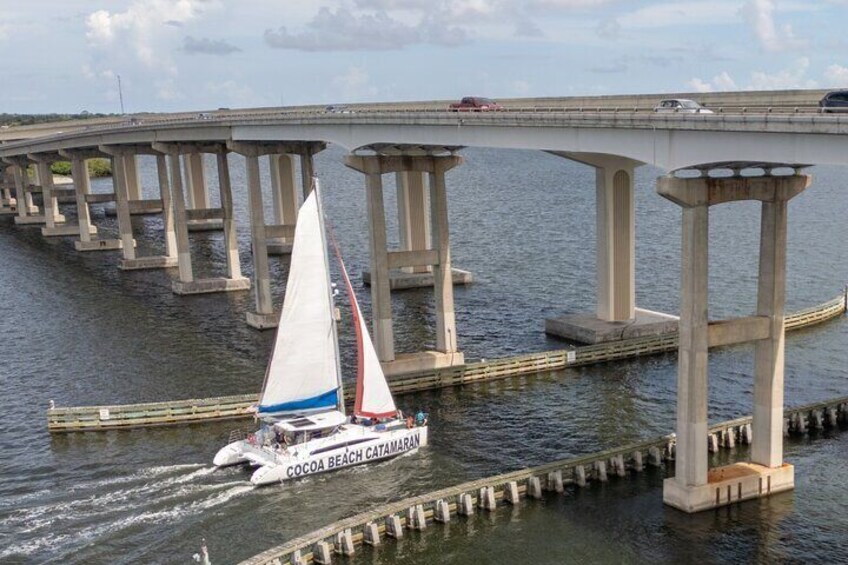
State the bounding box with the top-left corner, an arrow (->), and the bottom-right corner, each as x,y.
658,168 -> 809,513
345,152 -> 465,376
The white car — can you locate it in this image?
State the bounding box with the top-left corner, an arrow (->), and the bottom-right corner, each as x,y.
653,99 -> 714,114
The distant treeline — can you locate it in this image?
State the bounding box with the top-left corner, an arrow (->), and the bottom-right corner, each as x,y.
0,111 -> 115,127
49,159 -> 112,178
21,160 -> 112,178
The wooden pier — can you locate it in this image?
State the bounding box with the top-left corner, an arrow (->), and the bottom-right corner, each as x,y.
47,292 -> 847,433
240,395 -> 848,565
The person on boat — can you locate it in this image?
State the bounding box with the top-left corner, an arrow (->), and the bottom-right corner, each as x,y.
416,410 -> 427,426
406,415 -> 414,429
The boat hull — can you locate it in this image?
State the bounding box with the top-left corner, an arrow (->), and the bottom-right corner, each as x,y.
249,424 -> 427,486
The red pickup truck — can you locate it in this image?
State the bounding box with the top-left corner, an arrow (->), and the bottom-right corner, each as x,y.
449,97 -> 503,111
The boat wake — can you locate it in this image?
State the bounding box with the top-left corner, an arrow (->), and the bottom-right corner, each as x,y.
1,463 -> 252,562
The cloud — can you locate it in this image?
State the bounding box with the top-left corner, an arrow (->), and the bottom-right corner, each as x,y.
687,71 -> 738,92
183,36 -> 241,55
740,0 -> 806,52
85,0 -> 218,71
264,7 -> 467,51
749,57 -> 817,89
824,64 -> 848,86
331,66 -> 379,100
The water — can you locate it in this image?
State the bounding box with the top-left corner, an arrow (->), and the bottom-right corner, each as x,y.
0,147 -> 846,563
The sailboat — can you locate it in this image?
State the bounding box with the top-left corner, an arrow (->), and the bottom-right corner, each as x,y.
213,181 -> 428,486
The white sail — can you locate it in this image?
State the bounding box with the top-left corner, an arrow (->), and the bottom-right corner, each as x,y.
335,250 -> 397,419
258,189 -> 340,416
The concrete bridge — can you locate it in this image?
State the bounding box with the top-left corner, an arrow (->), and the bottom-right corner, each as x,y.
1,88 -> 846,513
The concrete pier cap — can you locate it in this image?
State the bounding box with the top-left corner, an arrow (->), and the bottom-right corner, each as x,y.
658,161 -> 810,513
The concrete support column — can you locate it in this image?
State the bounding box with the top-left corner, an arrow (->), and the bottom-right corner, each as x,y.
268,154 -> 299,254
216,152 -> 242,279
752,199 -> 788,469
396,171 -> 431,274
8,162 -> 38,222
346,153 -> 465,374
157,154 -> 178,259
300,151 -> 315,198
183,153 -> 209,209
596,166 -> 635,322
168,152 -> 193,282
658,171 -> 809,513
71,157 -> 94,243
365,169 -> 395,362
430,162 -> 458,354
0,167 -> 15,213
112,155 -> 136,260
61,149 -> 120,251
674,202 -> 710,490
124,154 -> 143,201
34,159 -> 64,229
545,152 -> 676,344
245,153 -> 274,327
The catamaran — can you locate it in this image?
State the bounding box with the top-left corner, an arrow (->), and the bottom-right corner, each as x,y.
213,181 -> 427,486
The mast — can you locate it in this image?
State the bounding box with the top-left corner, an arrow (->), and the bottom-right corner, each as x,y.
314,177 -> 345,415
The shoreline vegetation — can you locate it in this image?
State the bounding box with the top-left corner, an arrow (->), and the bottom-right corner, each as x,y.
49,159 -> 112,178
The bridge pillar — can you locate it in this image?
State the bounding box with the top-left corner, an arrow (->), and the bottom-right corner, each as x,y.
345,153 -> 465,375
56,148 -> 120,250
362,171 -> 472,290
227,141 -> 325,329
658,169 -> 809,513
27,156 -> 66,235
150,143 -> 248,293
3,158 -> 40,224
546,153 -> 677,343
267,154 -> 300,255
0,166 -> 16,214
123,154 -> 143,201
182,152 -> 222,231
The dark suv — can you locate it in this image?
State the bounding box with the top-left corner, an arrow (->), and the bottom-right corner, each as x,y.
819,90 -> 848,112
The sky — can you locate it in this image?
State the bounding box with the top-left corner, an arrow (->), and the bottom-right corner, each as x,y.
1,0 -> 846,114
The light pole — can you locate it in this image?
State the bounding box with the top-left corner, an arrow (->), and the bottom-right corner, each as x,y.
117,74 -> 125,114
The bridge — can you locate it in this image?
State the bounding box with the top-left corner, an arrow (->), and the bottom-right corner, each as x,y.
1,88 -> 846,513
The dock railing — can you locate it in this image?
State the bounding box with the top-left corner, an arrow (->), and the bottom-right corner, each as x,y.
239,395 -> 848,565
46,291 -> 846,433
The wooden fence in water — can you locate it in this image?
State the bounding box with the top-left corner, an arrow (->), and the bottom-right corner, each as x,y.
239,395 -> 848,565
46,292 -> 847,433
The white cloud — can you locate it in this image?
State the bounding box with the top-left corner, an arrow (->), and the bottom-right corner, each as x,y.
619,2 -> 741,28
85,0 -> 220,71
749,57 -> 817,89
265,7 -> 467,51
331,66 -> 379,101
685,71 -> 737,92
686,77 -> 713,92
824,64 -> 848,86
740,0 -> 806,52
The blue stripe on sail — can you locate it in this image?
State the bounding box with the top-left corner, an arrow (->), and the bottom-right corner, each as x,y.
258,388 -> 339,414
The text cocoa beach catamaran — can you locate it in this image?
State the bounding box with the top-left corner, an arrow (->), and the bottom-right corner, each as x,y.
214,181 -> 427,486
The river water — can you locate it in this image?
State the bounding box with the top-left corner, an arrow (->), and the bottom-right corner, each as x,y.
0,147 -> 846,563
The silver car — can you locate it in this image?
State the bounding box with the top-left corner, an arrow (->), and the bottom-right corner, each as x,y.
653,99 -> 714,114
